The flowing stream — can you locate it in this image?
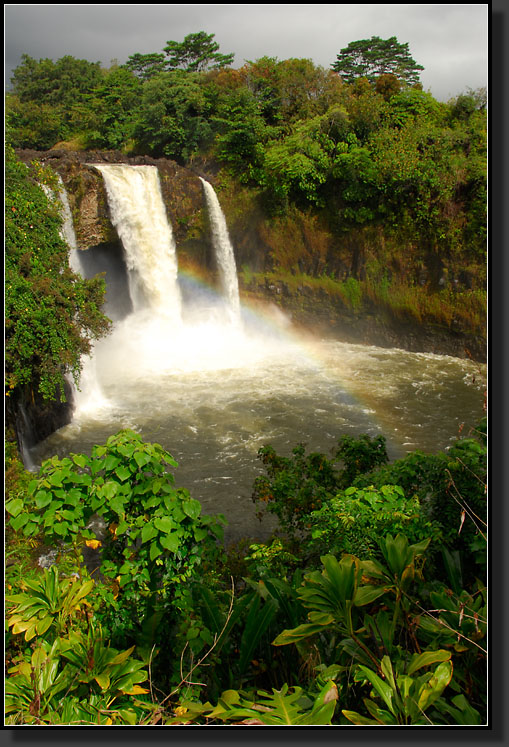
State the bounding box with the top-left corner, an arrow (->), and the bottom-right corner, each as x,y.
31,167 -> 486,543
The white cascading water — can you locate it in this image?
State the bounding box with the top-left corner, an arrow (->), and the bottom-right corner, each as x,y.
44,178 -> 108,415
199,177 -> 241,324
94,164 -> 182,322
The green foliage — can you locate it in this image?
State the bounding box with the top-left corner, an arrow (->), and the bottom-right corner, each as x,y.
163,31 -> 234,72
197,680 -> 338,725
6,566 -> 93,642
82,67 -> 142,150
343,653 -> 453,725
332,36 -> 424,86
5,567 -> 149,725
10,53 -> 103,107
124,52 -> 167,80
252,443 -> 337,535
309,484 -> 442,560
6,44 -> 486,302
7,53 -> 103,148
5,146 -> 110,406
133,70 -> 213,160
5,421 -> 487,724
6,94 -> 67,150
262,117 -> 334,208
270,533 -> 485,723
352,424 -> 487,582
6,429 -> 226,657
336,433 -> 388,486
211,85 -> 271,179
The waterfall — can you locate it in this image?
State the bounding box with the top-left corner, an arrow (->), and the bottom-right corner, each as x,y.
94,164 -> 182,323
45,177 -> 107,414
55,177 -> 82,274
199,177 -> 241,324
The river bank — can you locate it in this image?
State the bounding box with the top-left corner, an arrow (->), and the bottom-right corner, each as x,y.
239,273 -> 486,363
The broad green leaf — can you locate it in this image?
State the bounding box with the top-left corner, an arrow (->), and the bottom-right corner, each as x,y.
95,671 -> 110,690
109,646 -> 136,666
356,665 -> 395,715
342,709 -> 384,725
109,495 -> 126,515
35,615 -> 53,636
72,454 -> 89,469
115,465 -> 131,482
312,680 -> 339,710
354,584 -> 388,607
133,451 -> 151,469
115,519 -> 129,536
117,443 -> 136,458
273,620 -> 328,646
53,522 -> 70,536
141,522 -> 157,544
154,516 -> 176,534
410,536 -> 431,555
417,661 -> 453,711
407,649 -> 451,676
48,469 -> 66,486
363,698 -> 398,724
5,497 -> 24,516
101,481 -> 119,500
31,646 -> 48,668
297,701 -> 336,725
68,579 -> 94,605
34,490 -> 54,509
103,454 -> 120,472
10,512 -> 29,531
149,541 -> 163,561
159,533 -> 180,553
183,498 -> 201,519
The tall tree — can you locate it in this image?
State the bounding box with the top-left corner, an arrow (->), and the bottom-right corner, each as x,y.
10,54 -> 103,107
163,31 -> 234,72
123,52 -> 168,80
332,36 -> 424,86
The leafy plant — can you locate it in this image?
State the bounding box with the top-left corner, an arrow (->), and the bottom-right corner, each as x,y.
309,484 -> 442,561
252,443 -> 337,535
170,680 -> 338,725
273,553 -> 388,670
335,433 -> 388,488
6,429 -> 226,660
5,567 -> 149,725
6,565 -> 93,642
343,653 -> 453,725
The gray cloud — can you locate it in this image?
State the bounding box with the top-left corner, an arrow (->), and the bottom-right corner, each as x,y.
5,4 -> 488,101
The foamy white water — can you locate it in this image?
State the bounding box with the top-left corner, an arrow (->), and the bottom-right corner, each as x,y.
94,164 -> 182,321
199,177 -> 241,324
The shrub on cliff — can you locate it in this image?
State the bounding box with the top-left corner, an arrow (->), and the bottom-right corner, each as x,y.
5,145 -> 110,411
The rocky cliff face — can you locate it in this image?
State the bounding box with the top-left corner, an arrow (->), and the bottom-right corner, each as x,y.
15,149 -> 212,268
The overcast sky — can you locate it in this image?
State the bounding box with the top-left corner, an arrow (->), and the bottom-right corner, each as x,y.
5,4 -> 488,102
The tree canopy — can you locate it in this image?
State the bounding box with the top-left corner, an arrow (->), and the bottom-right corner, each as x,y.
163,31 -> 234,72
331,36 -> 424,86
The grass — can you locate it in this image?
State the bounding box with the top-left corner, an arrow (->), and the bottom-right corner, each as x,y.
239,268 -> 487,339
